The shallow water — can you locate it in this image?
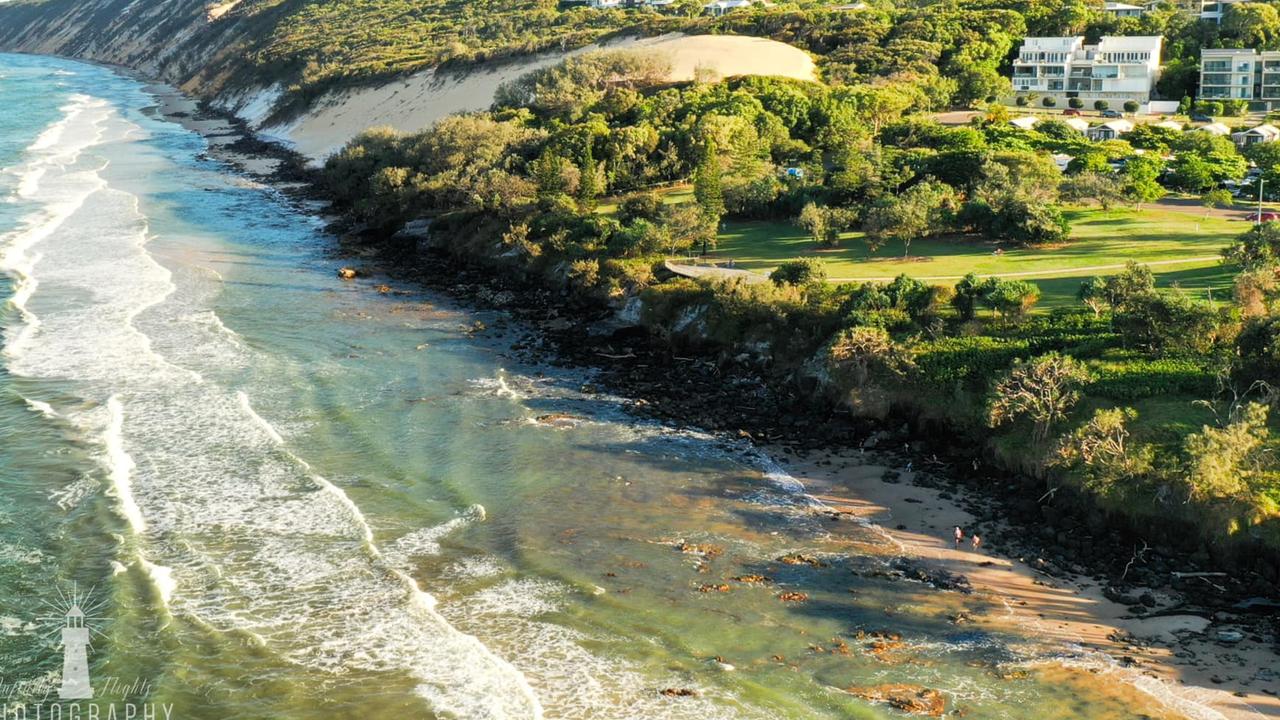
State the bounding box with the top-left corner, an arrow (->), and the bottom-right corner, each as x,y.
0,54 -> 1197,719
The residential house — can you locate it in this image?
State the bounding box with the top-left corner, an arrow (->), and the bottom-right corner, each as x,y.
1153,119 -> 1184,131
588,0 -> 622,7
1011,36 -> 1163,106
1087,119 -> 1134,140
1104,2 -> 1145,16
1009,116 -> 1040,130
1200,48 -> 1280,109
1196,122 -> 1232,136
1063,117 -> 1091,133
1232,123 -> 1280,146
1200,0 -> 1244,22
704,0 -> 753,14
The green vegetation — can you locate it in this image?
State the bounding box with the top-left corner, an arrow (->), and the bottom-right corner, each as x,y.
299,2 -> 1280,556
714,206 -> 1239,301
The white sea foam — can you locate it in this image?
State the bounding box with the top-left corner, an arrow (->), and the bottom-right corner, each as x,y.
384,504 -> 487,564
22,397 -> 57,418
0,89 -> 544,718
443,577 -> 770,720
103,396 -> 145,534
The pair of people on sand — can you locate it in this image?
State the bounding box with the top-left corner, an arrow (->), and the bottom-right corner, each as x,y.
954,525 -> 980,550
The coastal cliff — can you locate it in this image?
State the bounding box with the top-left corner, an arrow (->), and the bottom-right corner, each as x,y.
0,0 -> 253,93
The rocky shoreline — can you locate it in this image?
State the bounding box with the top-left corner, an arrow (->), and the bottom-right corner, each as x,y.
170,95 -> 1279,718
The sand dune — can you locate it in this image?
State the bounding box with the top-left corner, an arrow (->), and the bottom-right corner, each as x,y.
227,33 -> 816,162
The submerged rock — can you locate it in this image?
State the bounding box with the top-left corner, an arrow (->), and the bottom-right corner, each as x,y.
847,684 -> 946,717
337,267 -> 357,279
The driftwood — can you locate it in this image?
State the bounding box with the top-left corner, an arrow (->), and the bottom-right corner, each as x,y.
1171,572 -> 1228,578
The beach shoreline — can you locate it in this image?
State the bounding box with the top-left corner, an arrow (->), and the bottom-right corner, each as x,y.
780,450 -> 1279,720
135,67 -> 1280,720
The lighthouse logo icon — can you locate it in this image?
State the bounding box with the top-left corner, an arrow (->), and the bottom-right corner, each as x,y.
59,604 -> 92,699
40,584 -> 104,701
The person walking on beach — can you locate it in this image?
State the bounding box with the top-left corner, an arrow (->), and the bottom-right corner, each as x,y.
953,526 -> 963,546
971,535 -> 981,550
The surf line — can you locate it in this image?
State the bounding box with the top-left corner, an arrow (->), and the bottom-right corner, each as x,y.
234,390 -> 545,716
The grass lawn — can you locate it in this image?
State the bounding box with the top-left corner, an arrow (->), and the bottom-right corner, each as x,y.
712,206 -> 1242,305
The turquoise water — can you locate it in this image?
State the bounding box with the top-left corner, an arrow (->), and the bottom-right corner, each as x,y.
0,54 -> 1194,719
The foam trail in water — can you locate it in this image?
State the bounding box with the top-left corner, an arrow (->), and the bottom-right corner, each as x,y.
0,90 -> 544,718
103,396 -> 145,534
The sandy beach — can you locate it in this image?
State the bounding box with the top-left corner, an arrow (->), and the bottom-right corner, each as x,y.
782,449 -> 1280,720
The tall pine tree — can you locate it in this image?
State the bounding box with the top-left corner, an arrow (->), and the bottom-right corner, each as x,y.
692,139 -> 724,254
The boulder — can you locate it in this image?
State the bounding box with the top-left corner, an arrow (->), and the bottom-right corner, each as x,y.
847,684 -> 946,717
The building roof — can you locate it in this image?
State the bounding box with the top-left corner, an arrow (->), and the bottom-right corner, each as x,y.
1019,36 -> 1085,51
1095,35 -> 1162,54
1197,122 -> 1231,135
1154,120 -> 1184,131
1234,124 -> 1280,139
1202,48 -> 1258,57
1009,116 -> 1040,130
1104,2 -> 1142,9
1091,119 -> 1135,133
1063,117 -> 1090,132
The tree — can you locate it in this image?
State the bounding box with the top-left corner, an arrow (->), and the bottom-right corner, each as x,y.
1112,291 -> 1220,354
531,148 -> 579,198
1223,222 -> 1280,270
693,139 -> 724,247
577,140 -> 603,210
987,278 -> 1041,319
1097,261 -> 1154,311
1202,188 -> 1234,218
1060,171 -> 1124,209
1121,154 -> 1166,207
1094,99 -> 1110,112
862,179 -> 957,258
1178,95 -> 1192,115
1123,100 -> 1140,114
827,326 -> 899,388
1184,402 -> 1276,506
1078,276 -> 1109,317
797,203 -> 856,247
1016,95 -> 1029,107
952,272 -> 985,320
1069,97 -> 1084,109
1221,2 -> 1280,47
1053,407 -> 1154,498
771,257 -> 827,287
1042,96 -> 1057,108
987,353 -> 1091,443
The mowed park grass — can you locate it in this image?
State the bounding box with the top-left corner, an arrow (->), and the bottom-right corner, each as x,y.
709,206 -> 1243,306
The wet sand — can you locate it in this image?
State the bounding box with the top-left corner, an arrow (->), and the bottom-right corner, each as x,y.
784,450 -> 1280,720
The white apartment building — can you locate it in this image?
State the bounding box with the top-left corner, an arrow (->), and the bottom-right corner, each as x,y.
1199,48 -> 1280,108
1200,0 -> 1244,22
1011,36 -> 1163,105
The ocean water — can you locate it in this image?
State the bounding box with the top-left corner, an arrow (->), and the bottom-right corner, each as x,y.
0,53 -> 1206,719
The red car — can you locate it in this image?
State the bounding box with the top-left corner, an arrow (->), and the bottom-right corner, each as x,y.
1247,211 -> 1280,223
1062,108 -> 1083,116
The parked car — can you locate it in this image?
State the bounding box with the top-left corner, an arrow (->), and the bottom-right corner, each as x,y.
1190,113 -> 1214,123
1062,108 -> 1083,116
1247,211 -> 1280,223
1100,109 -> 1123,118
